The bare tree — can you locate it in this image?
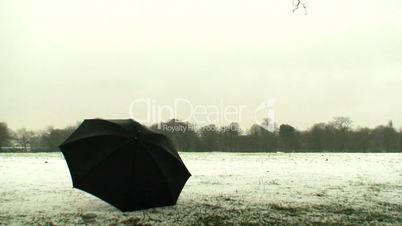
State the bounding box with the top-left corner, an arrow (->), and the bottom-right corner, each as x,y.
15,128 -> 35,152
330,117 -> 353,131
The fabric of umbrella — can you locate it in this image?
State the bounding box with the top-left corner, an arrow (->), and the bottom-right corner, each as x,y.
59,119 -> 191,211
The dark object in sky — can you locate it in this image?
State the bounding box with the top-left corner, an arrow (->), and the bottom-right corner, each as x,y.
59,119 -> 191,211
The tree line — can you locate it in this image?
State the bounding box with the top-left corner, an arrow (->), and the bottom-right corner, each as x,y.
0,117 -> 401,152
0,122 -> 76,152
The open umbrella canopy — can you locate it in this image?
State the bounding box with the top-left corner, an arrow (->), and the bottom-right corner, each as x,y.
59,119 -> 191,211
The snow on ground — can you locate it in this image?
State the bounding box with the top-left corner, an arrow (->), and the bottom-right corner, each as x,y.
0,152 -> 401,225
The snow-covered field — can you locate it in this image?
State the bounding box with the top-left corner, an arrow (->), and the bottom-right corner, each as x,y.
0,152 -> 401,226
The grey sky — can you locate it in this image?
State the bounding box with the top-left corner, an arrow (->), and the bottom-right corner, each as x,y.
1,0 -> 402,130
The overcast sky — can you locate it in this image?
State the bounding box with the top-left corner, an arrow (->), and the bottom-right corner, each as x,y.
1,0 -> 401,130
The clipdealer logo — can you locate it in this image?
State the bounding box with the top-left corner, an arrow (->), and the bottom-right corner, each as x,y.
129,98 -> 275,132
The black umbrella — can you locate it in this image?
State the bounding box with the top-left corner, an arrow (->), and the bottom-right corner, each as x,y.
59,119 -> 191,211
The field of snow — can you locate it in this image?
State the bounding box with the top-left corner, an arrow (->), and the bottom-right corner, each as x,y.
0,152 -> 401,225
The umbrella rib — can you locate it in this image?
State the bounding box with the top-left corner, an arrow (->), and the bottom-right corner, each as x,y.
142,135 -> 186,165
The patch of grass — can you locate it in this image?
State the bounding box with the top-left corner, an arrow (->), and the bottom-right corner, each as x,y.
268,203 -> 303,216
377,201 -> 402,212
117,217 -> 152,226
368,183 -> 384,192
309,203 -> 402,225
190,214 -> 230,226
79,213 -> 97,224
